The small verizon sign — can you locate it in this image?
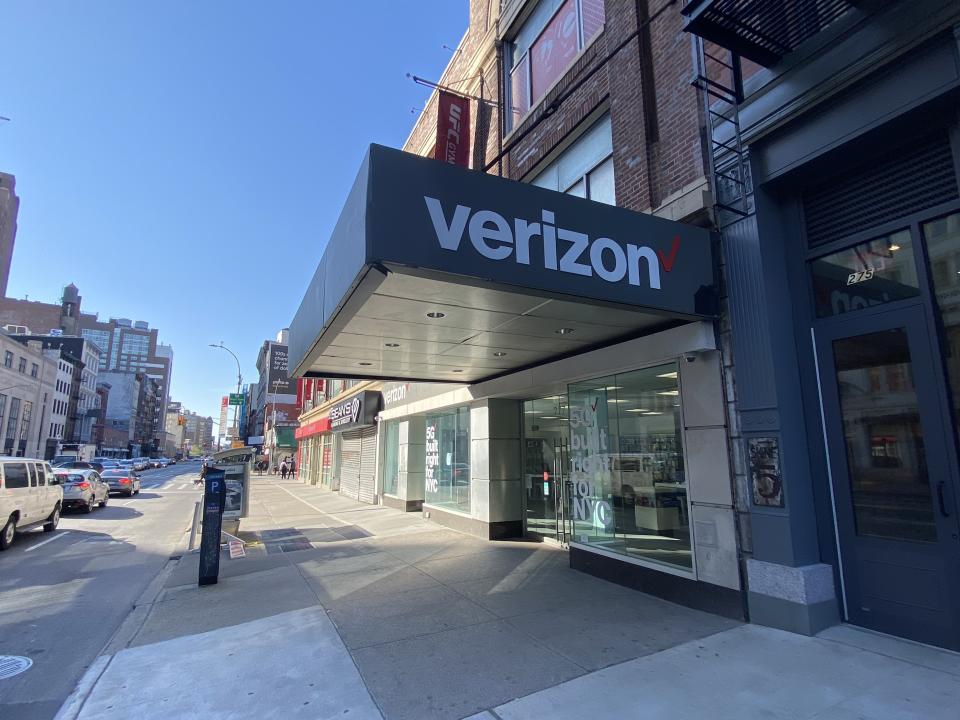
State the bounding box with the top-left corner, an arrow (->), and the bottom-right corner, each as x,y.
435,90 -> 470,167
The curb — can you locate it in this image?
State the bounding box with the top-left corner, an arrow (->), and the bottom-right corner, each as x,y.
52,655 -> 111,720
51,504 -> 196,720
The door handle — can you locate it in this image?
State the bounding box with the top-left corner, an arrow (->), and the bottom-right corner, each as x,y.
937,481 -> 951,517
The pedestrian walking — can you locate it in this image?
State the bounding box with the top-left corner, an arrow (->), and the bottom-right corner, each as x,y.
289,459 -> 296,478
195,462 -> 207,487
280,461 -> 288,479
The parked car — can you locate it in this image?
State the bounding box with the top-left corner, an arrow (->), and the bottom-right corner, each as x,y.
156,457 -> 170,468
102,469 -> 141,497
0,459 -> 62,550
53,460 -> 104,473
57,469 -> 109,513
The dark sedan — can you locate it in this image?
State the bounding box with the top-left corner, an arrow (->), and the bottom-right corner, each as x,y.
102,469 -> 141,497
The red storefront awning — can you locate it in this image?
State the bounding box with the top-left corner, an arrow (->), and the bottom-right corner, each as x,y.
295,417 -> 330,440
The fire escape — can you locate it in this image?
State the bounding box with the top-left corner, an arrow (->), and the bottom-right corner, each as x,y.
682,0 -> 867,228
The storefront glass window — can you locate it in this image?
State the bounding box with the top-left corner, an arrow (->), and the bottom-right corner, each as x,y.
810,230 -> 919,317
922,212 -> 960,448
320,434 -> 336,489
568,363 -> 690,569
383,421 -> 400,496
425,407 -> 470,513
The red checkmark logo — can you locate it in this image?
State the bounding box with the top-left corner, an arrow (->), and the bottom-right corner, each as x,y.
657,235 -> 681,272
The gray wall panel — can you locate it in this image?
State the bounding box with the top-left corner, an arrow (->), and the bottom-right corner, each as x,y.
723,214 -> 778,411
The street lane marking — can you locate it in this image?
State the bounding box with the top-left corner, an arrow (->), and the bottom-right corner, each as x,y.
178,483 -> 189,489
24,531 -> 70,552
121,499 -> 136,506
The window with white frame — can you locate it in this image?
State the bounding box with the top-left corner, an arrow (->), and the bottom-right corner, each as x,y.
507,0 -> 605,129
531,114 -> 614,205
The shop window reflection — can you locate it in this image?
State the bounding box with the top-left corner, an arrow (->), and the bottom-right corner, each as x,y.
922,213 -> 960,448
383,421 -> 400,496
425,407 -> 471,513
568,364 -> 690,569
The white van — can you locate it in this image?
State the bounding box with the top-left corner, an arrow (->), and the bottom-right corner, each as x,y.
0,458 -> 63,550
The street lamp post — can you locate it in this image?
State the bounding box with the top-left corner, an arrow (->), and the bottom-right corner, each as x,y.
209,343 -> 242,444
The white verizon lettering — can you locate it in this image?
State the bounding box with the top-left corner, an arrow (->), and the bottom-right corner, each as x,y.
423,196 -> 666,291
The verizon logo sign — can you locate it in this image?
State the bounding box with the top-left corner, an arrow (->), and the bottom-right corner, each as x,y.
424,196 -> 679,290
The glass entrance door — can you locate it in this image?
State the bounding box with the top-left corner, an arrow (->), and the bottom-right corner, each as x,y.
523,396 -> 570,543
815,305 -> 960,649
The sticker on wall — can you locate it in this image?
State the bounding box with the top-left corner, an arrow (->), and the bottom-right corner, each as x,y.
749,437 -> 784,508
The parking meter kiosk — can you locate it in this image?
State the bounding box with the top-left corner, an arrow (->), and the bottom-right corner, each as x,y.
211,447 -> 253,535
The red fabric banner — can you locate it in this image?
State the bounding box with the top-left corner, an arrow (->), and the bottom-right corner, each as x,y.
435,90 -> 471,167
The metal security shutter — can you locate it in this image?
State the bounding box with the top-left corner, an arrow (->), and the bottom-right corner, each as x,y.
358,426 -> 378,505
803,131 -> 958,248
339,430 -> 362,500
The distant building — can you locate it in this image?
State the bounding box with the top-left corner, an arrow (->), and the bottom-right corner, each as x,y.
0,333 -> 56,458
252,329 -> 296,438
164,401 -> 185,457
0,173 -> 19,299
92,381 -> 111,452
0,284 -> 174,434
98,370 -> 160,456
10,335 -> 102,448
181,409 -> 214,453
78,317 -> 172,430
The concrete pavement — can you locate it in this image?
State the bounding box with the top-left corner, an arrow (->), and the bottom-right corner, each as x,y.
56,476 -> 960,720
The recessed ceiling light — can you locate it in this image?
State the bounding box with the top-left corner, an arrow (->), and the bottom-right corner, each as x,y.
555,327 -> 575,335
493,351 -> 507,357
385,342 -> 400,348
658,390 -> 679,396
657,372 -> 678,379
604,386 -> 622,391
889,244 -> 901,251
452,369 -> 463,373
426,311 -> 446,319
625,408 -> 649,413
358,362 -> 372,366
539,416 -> 561,420
643,411 -> 663,415
609,399 -> 628,403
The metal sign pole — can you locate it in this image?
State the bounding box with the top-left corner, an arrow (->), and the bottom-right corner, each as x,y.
198,468 -> 227,586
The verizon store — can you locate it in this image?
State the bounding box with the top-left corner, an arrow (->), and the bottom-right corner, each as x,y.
290,145 -> 742,615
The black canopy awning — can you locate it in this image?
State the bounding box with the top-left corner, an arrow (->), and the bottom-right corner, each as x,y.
289,145 -> 716,384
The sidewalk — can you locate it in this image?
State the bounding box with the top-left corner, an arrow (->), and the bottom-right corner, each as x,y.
60,477 -> 960,720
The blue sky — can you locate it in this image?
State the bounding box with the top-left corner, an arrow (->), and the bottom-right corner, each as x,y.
0,1 -> 467,422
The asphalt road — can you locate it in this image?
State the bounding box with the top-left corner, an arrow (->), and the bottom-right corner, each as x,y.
0,462 -> 204,720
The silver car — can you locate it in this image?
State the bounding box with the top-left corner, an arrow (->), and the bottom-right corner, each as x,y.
56,469 -> 109,513
102,469 -> 141,497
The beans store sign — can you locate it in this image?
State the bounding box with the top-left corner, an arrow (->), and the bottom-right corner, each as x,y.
328,391 -> 381,432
